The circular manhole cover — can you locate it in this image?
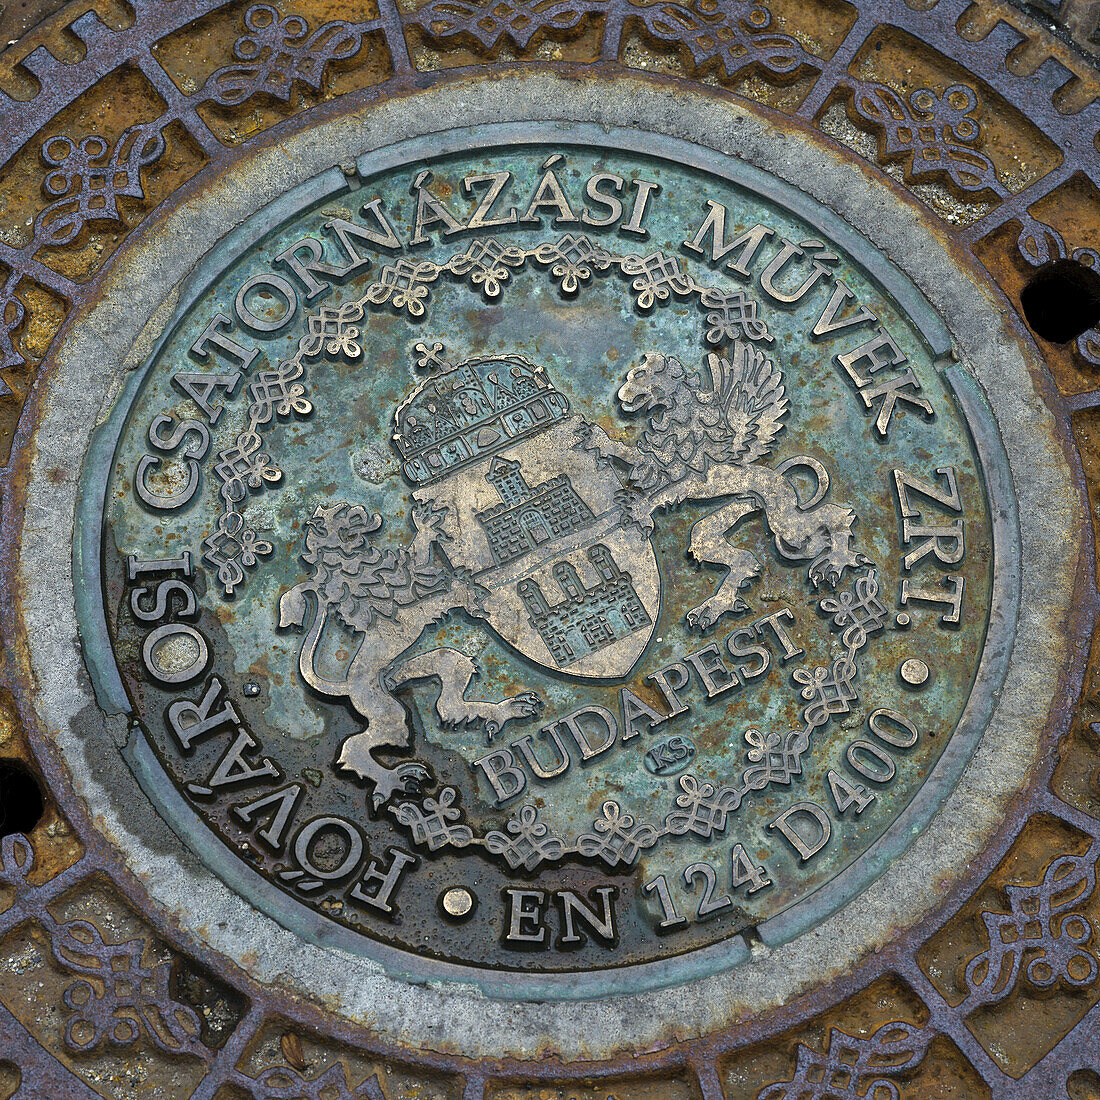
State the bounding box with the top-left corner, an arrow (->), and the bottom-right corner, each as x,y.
1,3 -> 1099,1097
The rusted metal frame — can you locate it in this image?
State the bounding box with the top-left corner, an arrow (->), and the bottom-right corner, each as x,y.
1063,388 -> 1100,410
0,852 -> 96,940
0,241 -> 77,300
793,8 -> 879,121
1037,787 -> 1100,839
460,1072 -> 488,1099
0,0 -> 238,165
125,9 -> 391,162
133,51 -> 225,159
1003,996 -> 1100,1097
375,0 -> 416,74
0,303 -> 1065,1095
598,0 -> 626,58
690,1055 -> 726,1099
0,1000 -> 104,1100
899,955 -> 1016,1092
792,0 -> 1100,267
955,161 -> 1079,248
185,1003 -> 266,1100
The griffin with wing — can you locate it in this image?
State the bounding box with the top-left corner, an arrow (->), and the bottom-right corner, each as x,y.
585,341 -> 867,629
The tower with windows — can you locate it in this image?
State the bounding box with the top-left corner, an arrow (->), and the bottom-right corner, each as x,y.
517,544 -> 651,667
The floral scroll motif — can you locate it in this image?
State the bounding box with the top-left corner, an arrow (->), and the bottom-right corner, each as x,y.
34,124 -> 166,248
409,0 -> 608,50
758,1022 -> 932,1100
575,801 -> 661,865
391,787 -> 475,851
228,1063 -> 386,1100
26,5 -> 367,262
846,82 -> 1007,198
532,233 -> 613,293
663,774 -> 744,839
629,0 -> 807,78
958,844 -> 1100,1012
484,805 -> 567,869
203,3 -> 365,107
0,834 -> 208,1059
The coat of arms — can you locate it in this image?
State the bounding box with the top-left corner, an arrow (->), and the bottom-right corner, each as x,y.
279,342 -> 864,808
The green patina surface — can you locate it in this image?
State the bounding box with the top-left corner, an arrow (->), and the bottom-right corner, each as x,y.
93,143 -> 995,974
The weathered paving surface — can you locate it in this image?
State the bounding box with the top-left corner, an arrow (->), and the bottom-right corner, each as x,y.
0,1 -> 1099,1097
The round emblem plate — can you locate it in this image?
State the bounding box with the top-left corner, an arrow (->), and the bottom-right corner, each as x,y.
78,123 -> 1014,994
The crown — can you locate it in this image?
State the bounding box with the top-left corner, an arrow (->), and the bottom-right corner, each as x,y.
392,355 -> 570,485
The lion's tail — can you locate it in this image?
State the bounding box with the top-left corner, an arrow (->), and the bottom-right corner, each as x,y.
278,584 -> 347,699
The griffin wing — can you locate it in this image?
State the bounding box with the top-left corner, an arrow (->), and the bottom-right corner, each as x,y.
706,342 -> 789,466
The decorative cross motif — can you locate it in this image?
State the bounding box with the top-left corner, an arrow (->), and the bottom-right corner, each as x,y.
663,774 -> 744,840
618,251 -> 697,309
575,801 -> 660,866
758,1021 -> 931,1100
741,726 -> 812,789
413,340 -> 454,372
700,287 -> 773,344
390,787 -> 474,851
533,232 -> 613,294
484,805 -> 566,869
960,847 -> 1100,1012
819,567 -> 887,650
793,655 -> 858,730
448,236 -> 528,297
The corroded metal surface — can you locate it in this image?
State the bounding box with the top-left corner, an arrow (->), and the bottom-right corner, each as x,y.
85,132 -> 1010,993
0,1 -> 1099,1097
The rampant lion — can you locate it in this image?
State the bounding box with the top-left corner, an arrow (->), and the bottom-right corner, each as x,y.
278,500 -> 541,807
585,340 -> 867,629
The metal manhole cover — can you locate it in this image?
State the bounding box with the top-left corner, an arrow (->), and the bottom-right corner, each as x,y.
0,2 -> 1099,1098
86,129 -> 1011,995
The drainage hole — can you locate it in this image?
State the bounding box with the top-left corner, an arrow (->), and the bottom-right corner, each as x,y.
0,760 -> 44,839
1020,258 -> 1100,344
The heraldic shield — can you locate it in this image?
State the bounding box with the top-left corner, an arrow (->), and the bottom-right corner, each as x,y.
394,354 -> 660,679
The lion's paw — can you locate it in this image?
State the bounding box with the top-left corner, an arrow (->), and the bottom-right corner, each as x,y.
808,549 -> 869,589
507,691 -> 542,718
370,761 -> 432,810
483,692 -> 543,742
685,597 -> 748,632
